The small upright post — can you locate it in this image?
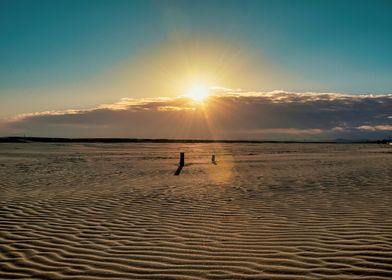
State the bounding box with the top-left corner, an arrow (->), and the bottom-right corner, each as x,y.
179,152 -> 185,166
211,153 -> 217,164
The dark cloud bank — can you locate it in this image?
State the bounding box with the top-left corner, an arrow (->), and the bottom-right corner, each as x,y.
2,91 -> 391,140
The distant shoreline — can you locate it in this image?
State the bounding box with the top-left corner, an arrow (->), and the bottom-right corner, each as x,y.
0,136 -> 390,144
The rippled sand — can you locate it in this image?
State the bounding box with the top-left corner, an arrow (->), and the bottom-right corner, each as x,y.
1,143 -> 391,279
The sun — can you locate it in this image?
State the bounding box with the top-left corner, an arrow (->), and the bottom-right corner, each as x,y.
186,84 -> 210,102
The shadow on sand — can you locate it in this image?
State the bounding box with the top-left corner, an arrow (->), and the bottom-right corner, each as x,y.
174,165 -> 184,176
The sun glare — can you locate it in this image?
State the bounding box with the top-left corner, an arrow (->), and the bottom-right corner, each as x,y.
186,85 -> 209,102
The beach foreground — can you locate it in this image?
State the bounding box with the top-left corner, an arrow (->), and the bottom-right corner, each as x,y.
0,143 -> 391,279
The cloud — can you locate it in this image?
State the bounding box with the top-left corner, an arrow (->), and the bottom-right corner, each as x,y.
1,90 -> 391,140
357,125 -> 392,131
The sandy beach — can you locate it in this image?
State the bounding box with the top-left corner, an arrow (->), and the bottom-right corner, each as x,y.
0,143 -> 391,279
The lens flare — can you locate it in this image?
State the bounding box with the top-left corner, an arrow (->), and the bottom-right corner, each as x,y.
186,85 -> 209,102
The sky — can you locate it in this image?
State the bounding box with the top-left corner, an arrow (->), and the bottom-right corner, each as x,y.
0,0 -> 391,139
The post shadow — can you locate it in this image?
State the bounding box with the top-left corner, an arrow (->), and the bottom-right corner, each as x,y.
174,165 -> 183,175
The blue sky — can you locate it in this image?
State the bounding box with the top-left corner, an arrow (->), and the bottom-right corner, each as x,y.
1,0 -> 392,92
0,0 -> 160,88
0,0 -> 391,138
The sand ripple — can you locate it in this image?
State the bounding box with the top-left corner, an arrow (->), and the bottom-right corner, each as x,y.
1,143 -> 391,279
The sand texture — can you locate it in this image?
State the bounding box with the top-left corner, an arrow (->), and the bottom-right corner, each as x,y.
0,143 -> 391,279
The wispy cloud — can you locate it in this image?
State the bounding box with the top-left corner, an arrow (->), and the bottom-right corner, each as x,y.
357,125 -> 392,131
1,90 -> 391,140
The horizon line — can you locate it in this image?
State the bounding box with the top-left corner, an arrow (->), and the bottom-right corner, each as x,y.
0,136 -> 390,144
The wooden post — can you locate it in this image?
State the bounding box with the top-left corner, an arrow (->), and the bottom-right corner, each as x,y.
174,152 -> 185,175
211,153 -> 217,164
179,152 -> 185,166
